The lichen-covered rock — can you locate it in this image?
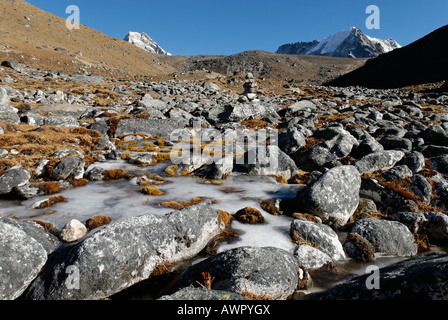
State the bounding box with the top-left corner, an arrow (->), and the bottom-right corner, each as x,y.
422,212 -> 448,245
159,287 -> 247,300
0,165 -> 31,195
278,128 -> 306,154
0,222 -> 48,300
290,218 -> 346,260
354,150 -> 405,174
0,216 -> 59,254
309,252 -> 448,300
292,145 -> 341,172
293,244 -> 333,270
0,103 -> 20,124
351,218 -> 418,257
52,156 -> 85,180
296,165 -> 361,225
26,203 -> 228,300
172,246 -> 300,300
235,145 -> 299,180
115,118 -> 187,138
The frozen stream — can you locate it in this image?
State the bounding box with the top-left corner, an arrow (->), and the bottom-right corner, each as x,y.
0,159 -> 301,253
1,159 -> 445,295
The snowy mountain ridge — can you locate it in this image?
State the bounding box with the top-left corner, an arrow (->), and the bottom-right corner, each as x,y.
277,27 -> 401,58
124,31 -> 171,56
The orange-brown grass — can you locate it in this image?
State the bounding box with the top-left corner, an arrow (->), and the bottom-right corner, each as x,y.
269,175 -> 288,184
105,113 -> 132,137
36,181 -> 61,195
316,114 -> 353,128
241,119 -> 269,130
165,165 -> 178,177
159,197 -> 206,210
0,121 -> 101,176
72,178 -> 89,187
152,152 -> 171,163
103,169 -> 126,181
85,215 -> 112,231
34,195 -> 67,209
291,212 -> 321,223
290,171 -> 312,184
260,199 -> 283,215
363,171 -> 447,214
303,137 -> 325,150
140,186 -> 164,196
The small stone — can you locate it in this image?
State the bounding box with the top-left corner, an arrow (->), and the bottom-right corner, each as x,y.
59,219 -> 87,243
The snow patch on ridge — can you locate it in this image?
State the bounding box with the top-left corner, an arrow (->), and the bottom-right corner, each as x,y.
124,31 -> 171,56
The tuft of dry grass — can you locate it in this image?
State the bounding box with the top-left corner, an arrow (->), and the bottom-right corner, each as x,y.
37,181 -> 61,195
85,215 -> 112,231
165,165 -> 178,177
33,195 -> 67,209
72,178 -> 89,187
140,186 -> 164,196
159,197 -> 206,210
103,169 -> 126,181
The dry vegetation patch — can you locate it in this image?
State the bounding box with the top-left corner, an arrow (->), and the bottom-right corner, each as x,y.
0,121 -> 101,176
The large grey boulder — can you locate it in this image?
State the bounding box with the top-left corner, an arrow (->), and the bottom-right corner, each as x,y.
360,178 -> 418,212
0,103 -> 20,124
0,216 -> 59,255
354,150 -> 405,174
203,101 -> 280,124
290,218 -> 346,260
350,132 -> 384,158
43,115 -> 79,127
309,252 -> 448,300
0,166 -> 31,195
235,145 -> 299,180
292,145 -> 341,172
159,288 -> 247,300
26,203 -> 228,300
393,211 -> 448,245
421,212 -> 448,245
136,93 -> 168,111
293,244 -> 333,270
115,118 -> 187,138
320,131 -> 360,158
278,128 -> 307,154
296,165 -> 361,225
351,218 -> 418,257
0,222 -> 48,300
71,73 -> 104,84
172,246 -> 301,300
52,156 -> 85,180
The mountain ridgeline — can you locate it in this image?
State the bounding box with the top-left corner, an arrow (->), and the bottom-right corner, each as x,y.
327,24 -> 448,89
277,27 -> 401,58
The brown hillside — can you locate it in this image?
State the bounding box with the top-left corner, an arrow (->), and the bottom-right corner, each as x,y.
162,50 -> 367,85
0,0 -> 176,79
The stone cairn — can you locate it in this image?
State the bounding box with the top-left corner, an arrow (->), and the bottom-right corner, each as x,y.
239,73 -> 259,102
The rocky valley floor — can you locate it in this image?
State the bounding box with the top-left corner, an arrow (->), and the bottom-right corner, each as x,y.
1,58 -> 448,301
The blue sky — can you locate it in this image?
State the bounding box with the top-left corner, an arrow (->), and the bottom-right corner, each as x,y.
27,0 -> 448,56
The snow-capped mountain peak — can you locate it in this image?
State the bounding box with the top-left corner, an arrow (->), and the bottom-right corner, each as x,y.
365,35 -> 401,53
277,27 -> 401,58
124,31 -> 171,56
